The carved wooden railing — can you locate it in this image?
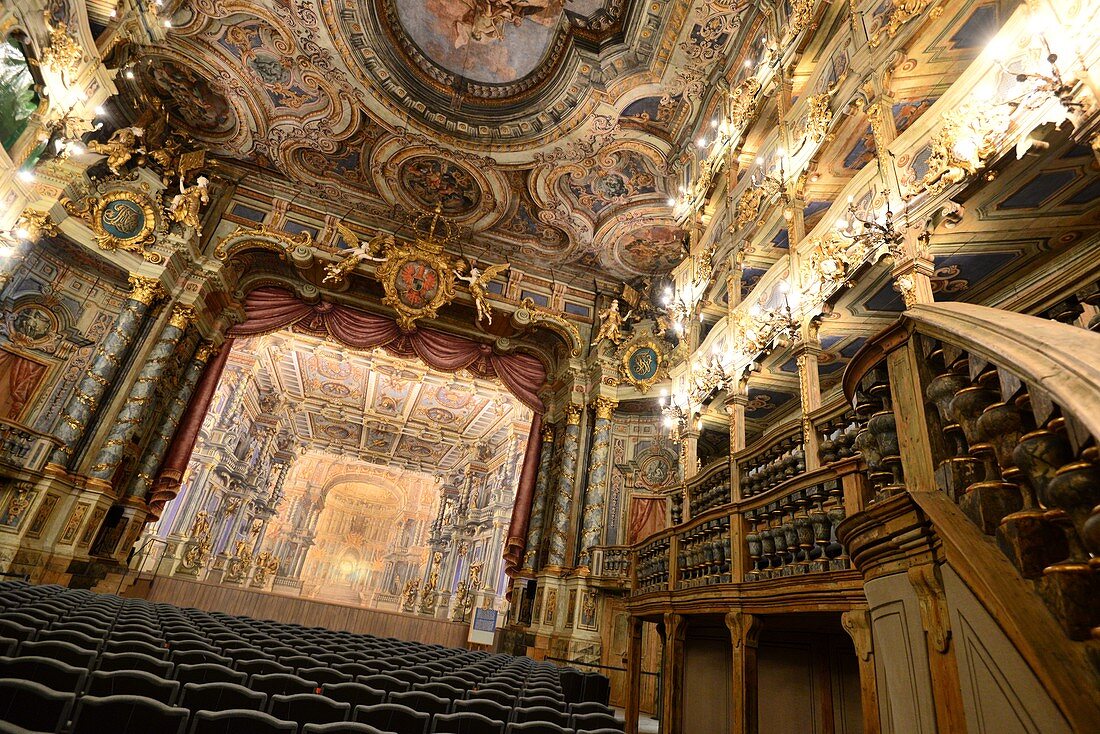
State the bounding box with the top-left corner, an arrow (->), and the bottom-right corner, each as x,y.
737,423 -> 805,499
844,302 -> 1100,641
589,545 -> 631,584
744,476 -> 848,580
840,302 -> 1100,729
684,459 -> 731,517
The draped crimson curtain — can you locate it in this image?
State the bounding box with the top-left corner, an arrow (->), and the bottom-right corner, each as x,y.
227,287 -> 546,413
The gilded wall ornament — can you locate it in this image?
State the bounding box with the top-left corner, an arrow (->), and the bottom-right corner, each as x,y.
455,261 -> 510,325
64,191 -> 161,262
869,1 -> 943,49
511,299 -> 582,356
374,209 -> 464,331
40,16 -> 84,83
920,104 -> 1011,195
87,127 -> 144,176
728,77 -> 762,132
805,93 -> 833,143
619,338 -> 665,394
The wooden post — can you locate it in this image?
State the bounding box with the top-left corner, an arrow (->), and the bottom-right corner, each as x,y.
841,609 -> 881,734
908,563 -> 967,731
725,611 -> 762,734
661,613 -> 686,734
796,338 -> 823,472
886,337 -> 938,495
624,616 -> 644,734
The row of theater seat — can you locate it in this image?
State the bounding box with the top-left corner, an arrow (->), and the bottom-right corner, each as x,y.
0,582 -> 620,734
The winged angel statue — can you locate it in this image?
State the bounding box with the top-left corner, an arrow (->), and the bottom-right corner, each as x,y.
455,261 -> 510,324
323,223 -> 394,284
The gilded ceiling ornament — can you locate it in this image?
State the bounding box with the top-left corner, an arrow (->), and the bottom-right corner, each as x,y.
15,210 -> 57,241
801,231 -> 868,292
734,176 -> 780,231
511,299 -> 582,357
783,0 -> 817,44
869,1 -> 943,49
805,93 -> 833,143
920,104 -> 1011,195
40,15 -> 84,84
64,190 -> 162,262
728,77 -> 762,132
213,224 -> 313,262
374,208 -> 465,331
455,261 -> 510,325
87,127 -> 144,176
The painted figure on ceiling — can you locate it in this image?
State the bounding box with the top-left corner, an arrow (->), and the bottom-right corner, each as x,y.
453,0 -> 563,48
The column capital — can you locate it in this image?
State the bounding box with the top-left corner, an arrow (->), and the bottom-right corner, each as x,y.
540,423 -> 556,441
194,340 -> 219,364
169,305 -> 198,329
127,275 -> 166,305
725,610 -> 762,649
840,608 -> 874,662
564,403 -> 582,425
591,396 -> 617,420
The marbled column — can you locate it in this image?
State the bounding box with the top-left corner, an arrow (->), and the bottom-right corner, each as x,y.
127,340 -> 217,506
577,397 -> 616,568
50,276 -> 165,466
521,424 -> 556,573
546,403 -> 582,568
89,305 -> 196,484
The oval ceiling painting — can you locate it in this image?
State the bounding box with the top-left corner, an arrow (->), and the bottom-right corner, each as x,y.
394,0 -> 565,84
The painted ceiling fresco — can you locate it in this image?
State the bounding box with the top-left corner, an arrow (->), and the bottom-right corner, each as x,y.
230,331 -> 532,473
118,0 -> 746,281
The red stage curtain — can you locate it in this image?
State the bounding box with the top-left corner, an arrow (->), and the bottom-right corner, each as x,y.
228,286 -> 546,413
0,350 -> 47,420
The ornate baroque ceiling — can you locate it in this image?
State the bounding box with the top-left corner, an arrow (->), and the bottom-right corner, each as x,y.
119,0 -> 762,281
229,331 -> 532,472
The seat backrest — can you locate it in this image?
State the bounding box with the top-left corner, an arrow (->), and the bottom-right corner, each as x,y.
0,654 -> 87,694
172,649 -> 234,667
358,674 -> 410,694
103,639 -> 169,658
71,694 -> 188,734
353,703 -> 430,734
0,620 -> 35,643
430,712 -> 505,734
570,712 -> 621,732
0,677 -> 76,732
452,698 -> 509,723
299,666 -> 352,686
97,650 -> 174,677
390,690 -> 451,716
568,703 -> 613,716
88,669 -> 181,704
301,723 -> 391,734
518,696 -> 561,711
269,693 -> 351,725
187,708 -> 297,734
390,670 -> 428,685
502,723 -> 567,734
415,682 -> 463,700
180,681 -> 267,713
320,682 -> 386,709
237,659 -> 294,677
17,639 -> 97,669
465,689 -> 514,706
333,663 -> 377,678
175,662 -> 247,686
250,672 -> 316,697
512,707 -> 568,726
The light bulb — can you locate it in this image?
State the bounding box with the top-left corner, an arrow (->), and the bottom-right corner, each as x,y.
94,105 -> 106,116
14,227 -> 30,240
17,170 -> 34,182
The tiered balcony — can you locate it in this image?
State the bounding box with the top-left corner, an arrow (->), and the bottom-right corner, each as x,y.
623,399 -> 870,617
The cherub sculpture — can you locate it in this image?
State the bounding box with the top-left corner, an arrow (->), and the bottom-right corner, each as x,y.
323,223 -> 393,284
168,176 -> 209,230
594,299 -> 632,346
88,126 -> 144,175
455,260 -> 510,324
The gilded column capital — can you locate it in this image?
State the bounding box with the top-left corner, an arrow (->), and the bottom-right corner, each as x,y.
592,396 -> 617,420
194,341 -> 219,364
540,424 -> 556,442
127,275 -> 166,305
169,305 -> 198,329
564,403 -> 582,425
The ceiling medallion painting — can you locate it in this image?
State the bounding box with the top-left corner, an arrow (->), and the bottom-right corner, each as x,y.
398,156 -> 483,215
395,0 -> 567,85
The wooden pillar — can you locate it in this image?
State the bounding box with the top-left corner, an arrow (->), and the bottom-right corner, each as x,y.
795,337 -> 822,472
841,609 -> 881,734
681,429 -> 700,481
661,613 -> 686,734
725,611 -> 762,734
624,616 -> 645,734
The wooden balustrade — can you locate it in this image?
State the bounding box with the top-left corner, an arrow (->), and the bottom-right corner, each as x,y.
844,302 -> 1100,641
684,459 -> 731,517
737,424 -> 805,499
